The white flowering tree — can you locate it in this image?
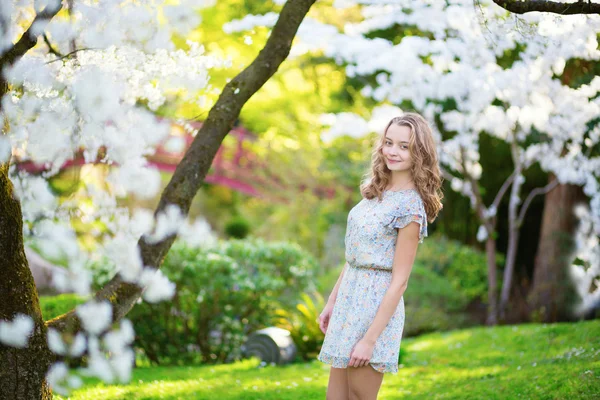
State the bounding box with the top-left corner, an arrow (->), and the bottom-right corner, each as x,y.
281,0 -> 599,324
0,0 -> 317,398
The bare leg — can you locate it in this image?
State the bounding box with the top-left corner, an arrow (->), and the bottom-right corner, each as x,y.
326,367 -> 349,400
347,364 -> 384,400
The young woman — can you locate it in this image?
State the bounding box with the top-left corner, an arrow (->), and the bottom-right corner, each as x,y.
317,112 -> 443,400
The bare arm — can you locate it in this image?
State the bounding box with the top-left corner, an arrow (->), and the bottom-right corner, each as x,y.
363,222 -> 420,344
327,261 -> 349,305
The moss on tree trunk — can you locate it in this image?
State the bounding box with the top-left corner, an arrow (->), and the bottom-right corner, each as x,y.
0,101 -> 54,398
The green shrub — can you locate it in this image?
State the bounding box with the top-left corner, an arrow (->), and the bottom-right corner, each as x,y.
403,265 -> 472,336
224,216 -> 251,239
416,234 -> 497,303
129,238 -> 319,366
401,234 -> 497,335
221,238 -> 317,307
39,294 -> 85,321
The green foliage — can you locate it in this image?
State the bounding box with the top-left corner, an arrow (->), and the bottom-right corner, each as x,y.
401,234 -> 499,335
272,291 -> 325,361
403,266 -> 472,336
224,215 -> 251,238
220,238 -> 318,306
416,234 -> 498,303
39,294 -> 85,321
56,320 -> 600,400
129,238 -> 318,366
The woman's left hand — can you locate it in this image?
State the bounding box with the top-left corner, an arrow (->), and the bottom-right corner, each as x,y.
348,338 -> 375,368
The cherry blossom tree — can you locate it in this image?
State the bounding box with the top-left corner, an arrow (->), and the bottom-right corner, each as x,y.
0,0 -> 317,398
256,0 -> 599,324
326,0 -> 599,324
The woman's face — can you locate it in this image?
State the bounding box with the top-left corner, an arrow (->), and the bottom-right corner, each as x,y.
381,123 -> 412,172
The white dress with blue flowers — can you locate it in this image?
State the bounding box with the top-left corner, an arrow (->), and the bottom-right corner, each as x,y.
317,189 -> 427,374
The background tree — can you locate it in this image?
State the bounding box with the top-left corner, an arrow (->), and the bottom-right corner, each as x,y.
253,0 -> 600,324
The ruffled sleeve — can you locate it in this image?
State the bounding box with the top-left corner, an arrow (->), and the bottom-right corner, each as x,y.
383,199 -> 428,243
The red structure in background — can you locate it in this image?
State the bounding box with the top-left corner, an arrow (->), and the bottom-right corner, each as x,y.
149,121 -> 270,197
15,120 -> 278,198
14,119 -> 339,200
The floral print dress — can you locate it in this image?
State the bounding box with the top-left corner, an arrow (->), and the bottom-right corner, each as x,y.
317,188 -> 427,374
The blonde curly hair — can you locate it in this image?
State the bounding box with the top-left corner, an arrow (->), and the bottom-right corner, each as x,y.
360,112 -> 443,223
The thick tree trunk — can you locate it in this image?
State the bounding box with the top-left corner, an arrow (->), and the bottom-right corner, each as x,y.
528,175 -> 586,322
485,236 -> 499,325
0,78 -> 54,398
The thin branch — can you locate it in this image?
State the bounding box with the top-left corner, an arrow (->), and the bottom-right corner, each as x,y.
492,171 -> 516,211
43,34 -> 63,57
45,48 -> 95,64
459,147 -> 493,231
48,0 -> 318,334
517,177 -> 559,224
492,0 -> 600,15
0,2 -> 64,68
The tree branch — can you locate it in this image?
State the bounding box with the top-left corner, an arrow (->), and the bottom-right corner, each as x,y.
491,171 -> 516,211
0,2 -> 64,68
45,48 -> 95,64
492,0 -> 600,15
43,34 -> 63,58
459,147 -> 493,231
517,176 -> 559,224
48,0 -> 318,333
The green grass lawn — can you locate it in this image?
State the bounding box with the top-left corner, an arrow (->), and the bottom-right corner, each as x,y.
56,319 -> 600,399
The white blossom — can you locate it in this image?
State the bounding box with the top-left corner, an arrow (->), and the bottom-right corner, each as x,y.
222,12 -> 278,34
569,205 -> 600,316
47,328 -> 67,355
104,233 -> 143,282
72,67 -> 124,123
0,314 -> 34,348
47,328 -> 87,357
178,217 -> 218,248
476,225 -> 488,242
46,362 -> 70,396
76,301 -> 113,335
103,319 -> 135,354
0,135 -> 12,164
143,204 -> 186,244
320,112 -> 370,143
164,6 -> 201,36
139,268 -> 176,303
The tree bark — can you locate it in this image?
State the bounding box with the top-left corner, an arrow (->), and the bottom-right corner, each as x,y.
491,0 -> 600,15
498,143 -> 523,321
0,3 -> 65,397
485,236 -> 499,325
0,80 -> 54,400
528,175 -> 587,322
